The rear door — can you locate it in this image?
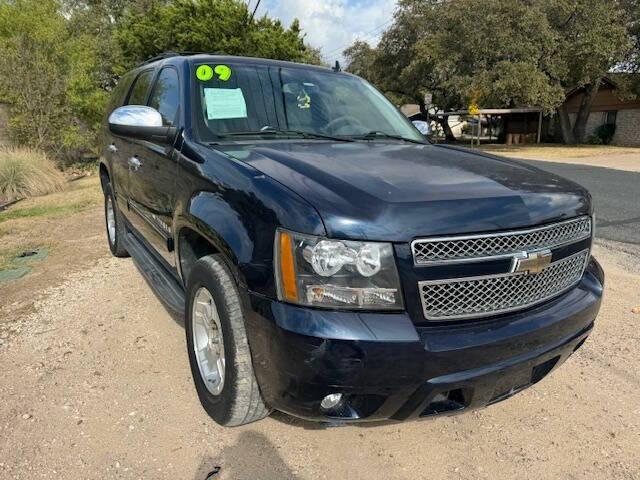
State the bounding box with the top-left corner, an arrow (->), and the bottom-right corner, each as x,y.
126,66 -> 181,268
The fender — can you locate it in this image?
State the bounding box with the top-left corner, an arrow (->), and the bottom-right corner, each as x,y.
172,141 -> 327,297
182,192 -> 252,263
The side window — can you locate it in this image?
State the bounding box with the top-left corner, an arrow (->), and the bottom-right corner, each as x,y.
127,70 -> 155,105
148,68 -> 180,126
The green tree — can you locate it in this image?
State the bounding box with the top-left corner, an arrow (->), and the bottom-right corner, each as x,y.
628,0 -> 640,73
0,0 -> 320,160
0,0 -> 70,155
343,41 -> 378,79
549,0 -> 631,143
115,0 -> 320,69
346,0 -> 632,143
0,0 -> 113,159
619,0 -> 640,95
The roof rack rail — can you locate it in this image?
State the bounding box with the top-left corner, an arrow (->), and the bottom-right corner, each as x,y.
138,51 -> 180,66
137,51 -> 226,67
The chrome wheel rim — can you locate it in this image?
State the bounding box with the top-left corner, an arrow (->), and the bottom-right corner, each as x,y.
192,287 -> 225,395
106,196 -> 116,245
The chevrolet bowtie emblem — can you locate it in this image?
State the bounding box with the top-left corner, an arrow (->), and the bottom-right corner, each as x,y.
511,249 -> 552,274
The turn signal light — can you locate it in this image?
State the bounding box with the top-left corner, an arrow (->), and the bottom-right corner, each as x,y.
278,231 -> 298,302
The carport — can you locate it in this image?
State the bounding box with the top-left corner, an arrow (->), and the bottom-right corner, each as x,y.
442,107 -> 544,145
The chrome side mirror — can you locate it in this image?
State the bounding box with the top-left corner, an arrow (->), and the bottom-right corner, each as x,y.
412,120 -> 431,136
108,106 -> 176,144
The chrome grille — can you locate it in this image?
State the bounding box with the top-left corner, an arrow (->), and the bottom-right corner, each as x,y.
412,217 -> 591,264
418,249 -> 589,321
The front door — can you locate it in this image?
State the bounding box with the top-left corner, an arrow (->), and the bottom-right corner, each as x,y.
114,68 -> 155,229
126,67 -> 182,268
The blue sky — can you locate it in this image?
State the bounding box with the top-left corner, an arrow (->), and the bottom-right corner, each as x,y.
255,0 -> 397,63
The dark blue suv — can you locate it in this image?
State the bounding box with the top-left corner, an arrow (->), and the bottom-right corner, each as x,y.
99,53 -> 603,426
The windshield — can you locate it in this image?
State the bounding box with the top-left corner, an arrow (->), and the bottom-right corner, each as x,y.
192,63 -> 425,143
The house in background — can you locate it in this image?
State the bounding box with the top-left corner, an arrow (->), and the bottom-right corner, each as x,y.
400,74 -> 640,146
560,75 -> 640,146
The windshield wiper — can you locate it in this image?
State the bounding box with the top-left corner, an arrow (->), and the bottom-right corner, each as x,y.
219,128 -> 354,142
351,131 -> 426,144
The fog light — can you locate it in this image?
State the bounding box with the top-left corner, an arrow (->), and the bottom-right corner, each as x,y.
320,393 -> 343,410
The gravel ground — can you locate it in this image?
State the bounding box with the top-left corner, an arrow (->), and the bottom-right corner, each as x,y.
1,203 -> 639,479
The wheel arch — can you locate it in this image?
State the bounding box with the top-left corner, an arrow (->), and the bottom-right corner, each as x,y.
175,219 -> 248,292
177,225 -> 221,283
99,160 -> 110,191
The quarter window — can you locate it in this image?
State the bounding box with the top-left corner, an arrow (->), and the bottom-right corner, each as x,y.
127,70 -> 154,106
106,73 -> 134,115
149,68 -> 180,126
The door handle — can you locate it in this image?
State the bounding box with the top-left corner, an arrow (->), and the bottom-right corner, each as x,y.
128,156 -> 142,171
108,143 -> 118,153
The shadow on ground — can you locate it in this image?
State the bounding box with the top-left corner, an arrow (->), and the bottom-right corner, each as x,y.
194,431 -> 297,480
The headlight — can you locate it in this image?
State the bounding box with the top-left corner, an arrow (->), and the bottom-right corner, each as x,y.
275,229 -> 404,310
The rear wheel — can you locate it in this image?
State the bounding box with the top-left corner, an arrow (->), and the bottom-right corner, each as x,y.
185,254 -> 269,426
103,182 -> 129,258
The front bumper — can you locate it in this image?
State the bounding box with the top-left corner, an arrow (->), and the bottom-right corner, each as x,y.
244,258 -> 604,422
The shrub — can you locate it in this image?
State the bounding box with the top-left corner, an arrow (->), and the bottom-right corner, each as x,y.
588,124 -> 616,145
587,134 -> 603,144
0,147 -> 66,203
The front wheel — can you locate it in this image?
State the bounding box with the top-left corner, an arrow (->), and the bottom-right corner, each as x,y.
185,254 -> 270,426
103,182 -> 129,258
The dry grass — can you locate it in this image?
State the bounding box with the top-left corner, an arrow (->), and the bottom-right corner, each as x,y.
0,176 -> 102,278
0,147 -> 67,203
0,176 -> 101,227
479,143 -> 640,159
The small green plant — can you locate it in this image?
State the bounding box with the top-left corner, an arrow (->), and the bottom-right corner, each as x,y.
0,147 -> 66,203
588,124 -> 616,145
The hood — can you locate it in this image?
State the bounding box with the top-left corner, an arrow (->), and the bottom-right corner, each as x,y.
215,141 -> 591,242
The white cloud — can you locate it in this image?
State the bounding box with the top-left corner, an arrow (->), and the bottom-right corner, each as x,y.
257,0 -> 397,63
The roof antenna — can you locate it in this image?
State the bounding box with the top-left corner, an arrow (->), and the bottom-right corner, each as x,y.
332,60 -> 341,72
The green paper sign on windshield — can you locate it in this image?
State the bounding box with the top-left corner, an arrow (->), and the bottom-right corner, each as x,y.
214,65 -> 232,81
196,65 -> 214,81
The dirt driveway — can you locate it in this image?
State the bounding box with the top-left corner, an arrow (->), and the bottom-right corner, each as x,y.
1,200 -> 640,479
481,145 -> 640,172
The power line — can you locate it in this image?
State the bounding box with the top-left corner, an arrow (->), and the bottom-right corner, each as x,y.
249,0 -> 261,23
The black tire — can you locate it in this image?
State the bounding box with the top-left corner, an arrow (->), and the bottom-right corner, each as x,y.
185,254 -> 270,426
103,182 -> 129,258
